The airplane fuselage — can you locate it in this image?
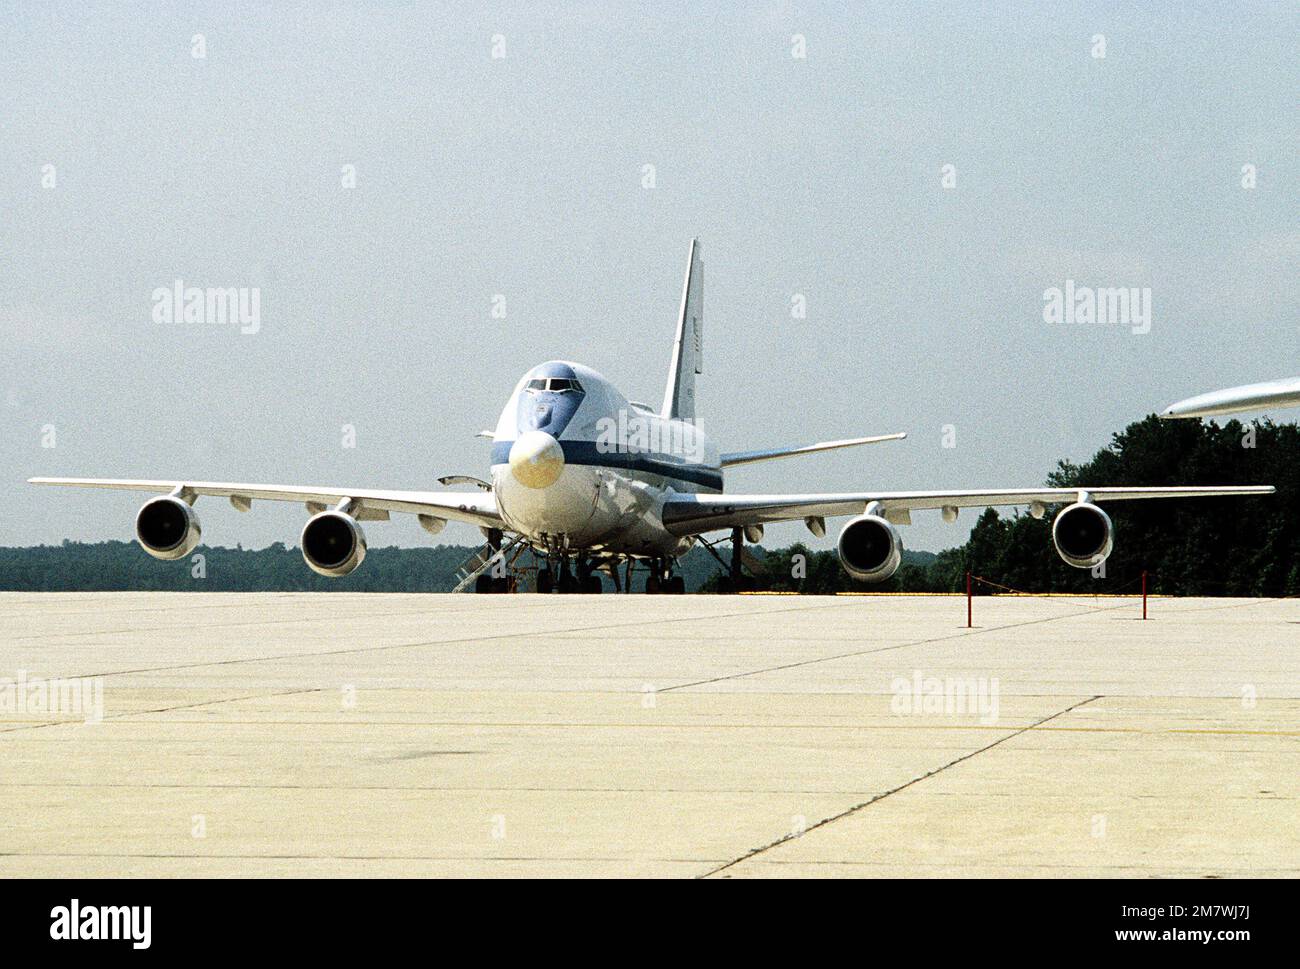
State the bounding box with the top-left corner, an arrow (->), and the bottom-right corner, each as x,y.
489,360 -> 721,558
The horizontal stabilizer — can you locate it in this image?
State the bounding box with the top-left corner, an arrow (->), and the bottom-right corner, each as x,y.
721,432 -> 906,469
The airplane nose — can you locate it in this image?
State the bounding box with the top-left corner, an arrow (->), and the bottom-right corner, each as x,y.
509,431 -> 565,489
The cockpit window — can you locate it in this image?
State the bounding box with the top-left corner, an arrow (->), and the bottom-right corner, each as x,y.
527,377 -> 584,393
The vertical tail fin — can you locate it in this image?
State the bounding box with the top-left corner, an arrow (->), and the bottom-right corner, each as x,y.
661,238 -> 703,420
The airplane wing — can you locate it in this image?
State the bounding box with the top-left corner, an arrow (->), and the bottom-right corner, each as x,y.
28,477 -> 502,528
720,432 -> 906,468
661,485 -> 1274,534
1161,376 -> 1300,419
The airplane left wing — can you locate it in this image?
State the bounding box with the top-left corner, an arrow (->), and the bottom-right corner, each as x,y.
28,478 -> 502,528
661,485 -> 1274,534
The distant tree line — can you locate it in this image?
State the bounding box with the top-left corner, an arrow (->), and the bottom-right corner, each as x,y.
4,417 -> 1296,596
0,541 -> 477,593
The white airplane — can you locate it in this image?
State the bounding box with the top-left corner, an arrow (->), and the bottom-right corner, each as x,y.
31,241 -> 1274,593
1161,376 -> 1300,420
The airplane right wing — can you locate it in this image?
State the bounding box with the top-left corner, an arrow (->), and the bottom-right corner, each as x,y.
29,477 -> 502,528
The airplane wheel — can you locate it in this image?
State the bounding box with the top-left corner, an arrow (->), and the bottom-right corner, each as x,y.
559,573 -> 577,594
582,575 -> 602,594
537,568 -> 553,594
667,575 -> 685,595
645,575 -> 661,594
491,577 -> 509,593
475,574 -> 493,594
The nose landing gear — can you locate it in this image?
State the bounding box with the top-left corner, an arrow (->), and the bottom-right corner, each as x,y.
528,545 -> 683,594
558,557 -> 577,594
534,542 -> 604,594
575,558 -> 602,594
643,558 -> 684,594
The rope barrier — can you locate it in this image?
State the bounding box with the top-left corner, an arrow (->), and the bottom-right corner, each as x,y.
965,570 -> 1152,626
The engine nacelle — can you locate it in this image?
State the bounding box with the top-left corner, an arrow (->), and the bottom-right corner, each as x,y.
301,511 -> 367,577
135,496 -> 201,560
836,514 -> 903,582
1052,502 -> 1113,569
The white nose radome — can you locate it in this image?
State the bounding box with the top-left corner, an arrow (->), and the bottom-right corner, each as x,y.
509,431 -> 565,489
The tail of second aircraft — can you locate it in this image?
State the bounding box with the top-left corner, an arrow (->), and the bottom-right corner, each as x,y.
661,238 -> 703,421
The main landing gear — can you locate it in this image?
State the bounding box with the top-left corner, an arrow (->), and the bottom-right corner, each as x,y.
697,527 -> 754,593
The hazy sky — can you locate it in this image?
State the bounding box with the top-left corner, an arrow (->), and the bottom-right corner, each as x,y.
2,1 -> 1296,553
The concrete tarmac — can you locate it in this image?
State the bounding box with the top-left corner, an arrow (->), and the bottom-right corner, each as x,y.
0,591 -> 1295,878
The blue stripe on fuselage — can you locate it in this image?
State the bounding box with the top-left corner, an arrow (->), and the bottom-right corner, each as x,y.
491,440 -> 723,490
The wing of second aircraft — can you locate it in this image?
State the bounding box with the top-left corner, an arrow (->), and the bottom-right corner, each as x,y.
1161,376 -> 1300,420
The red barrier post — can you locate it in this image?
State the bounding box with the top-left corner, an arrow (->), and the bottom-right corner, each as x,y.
966,571 -> 972,628
1142,570 -> 1148,620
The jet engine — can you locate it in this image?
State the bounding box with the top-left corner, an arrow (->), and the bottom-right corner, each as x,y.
301,510 -> 367,577
1052,501 -> 1113,568
837,513 -> 903,582
135,495 -> 201,560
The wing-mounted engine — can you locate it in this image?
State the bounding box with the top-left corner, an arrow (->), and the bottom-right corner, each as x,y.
836,505 -> 903,582
135,492 -> 202,560
1052,499 -> 1113,568
301,500 -> 367,577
